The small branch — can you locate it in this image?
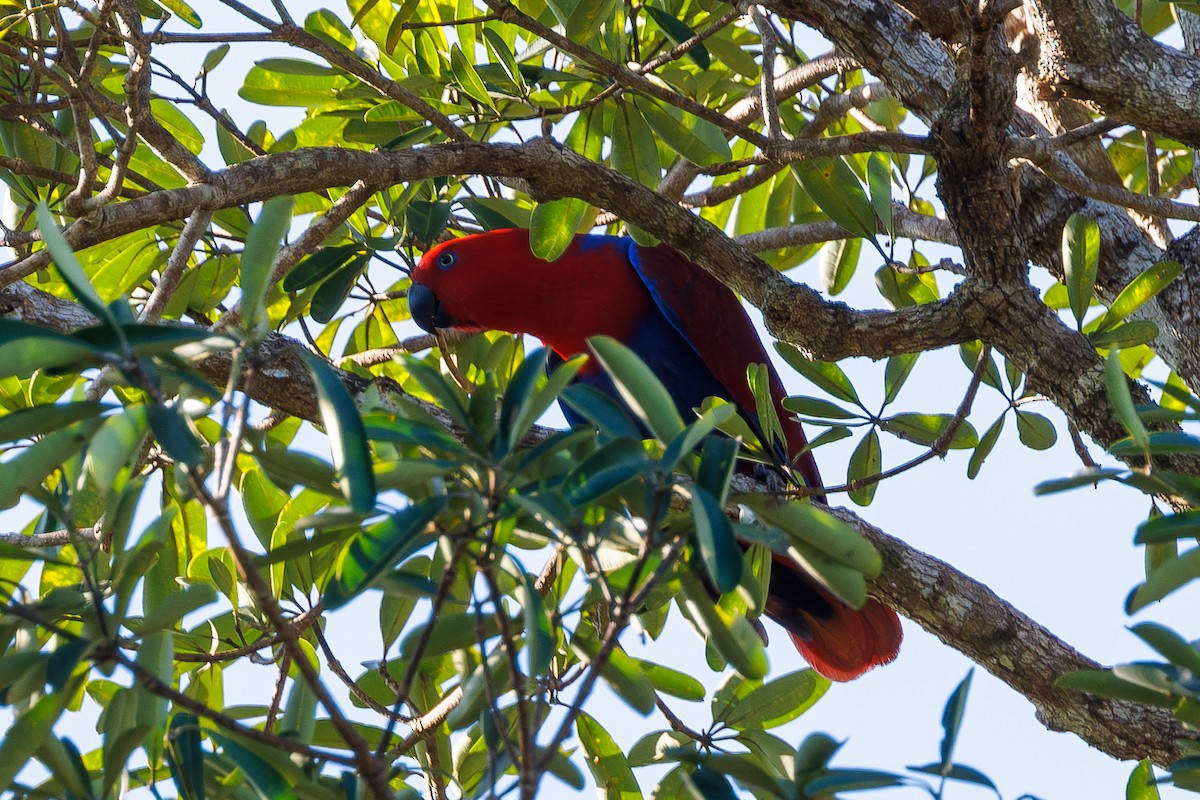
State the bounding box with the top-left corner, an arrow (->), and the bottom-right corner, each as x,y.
0,528 -> 100,547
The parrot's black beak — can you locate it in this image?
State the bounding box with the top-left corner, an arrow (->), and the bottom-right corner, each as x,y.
408,283 -> 453,333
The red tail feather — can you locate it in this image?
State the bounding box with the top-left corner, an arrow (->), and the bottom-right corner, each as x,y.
785,598 -> 902,682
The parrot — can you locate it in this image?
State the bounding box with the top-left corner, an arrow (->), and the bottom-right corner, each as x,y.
408,227 -> 901,681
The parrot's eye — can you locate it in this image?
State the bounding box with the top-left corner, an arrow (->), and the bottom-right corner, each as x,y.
437,252 -> 457,270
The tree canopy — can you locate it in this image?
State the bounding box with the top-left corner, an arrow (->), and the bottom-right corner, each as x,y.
2,0 -> 1200,798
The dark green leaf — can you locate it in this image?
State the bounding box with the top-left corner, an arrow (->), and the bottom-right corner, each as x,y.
310,253 -> 369,323
200,43 -> 230,75
643,5 -> 711,68
324,497 -> 445,609
1015,410 -> 1057,451
681,766 -> 738,799
302,351 -> 376,512
782,396 -> 860,420
0,320 -> 105,377
967,415 -> 1005,480
450,44 -> 495,109
1130,623 -> 1200,674
939,669 -> 973,773
281,243 -> 360,292
696,435 -> 739,506
561,384 -> 643,440
691,485 -> 742,594
634,98 -> 730,166
804,768 -> 909,794
566,436 -> 648,505
589,335 -> 684,442
1136,510 -> 1200,544
407,200 -> 453,246
166,713 -> 206,800
207,731 -> 298,800
147,404 -> 205,467
1111,431 -> 1200,457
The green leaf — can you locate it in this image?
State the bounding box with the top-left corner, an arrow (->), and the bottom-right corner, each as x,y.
1015,410 -> 1057,451
566,437 -> 648,505
737,495 -> 881,576
642,5 -> 711,68
407,200 -> 453,246
200,43 -> 230,76
147,404 -> 206,467
576,713 -> 644,799
1127,760 -> 1160,800
804,769 -> 909,795
0,681 -> 76,790
207,731 -> 299,800
792,158 -> 876,240
1136,510 -> 1200,544
716,668 -> 829,730
450,44 -> 495,109
1105,350 -> 1149,450
782,395 -> 860,420
637,661 -> 706,702
1033,468 -> 1125,495
137,583 -> 217,635
0,320 -> 105,377
634,98 -> 730,166
301,351 -> 376,513
166,713 -> 206,800
847,428 -> 881,506
819,237 -> 861,297
610,101 -> 661,189
589,335 -> 684,442
240,196 -> 294,340
1055,669 -> 1175,707
530,198 -> 588,261
691,485 -> 742,594
967,415 -> 1005,479
1127,546 -> 1200,612
37,203 -> 120,334
153,0 -> 202,27
573,630 -> 656,716
958,340 -> 1002,390
1097,260 -> 1183,332
776,343 -> 862,406
1130,623 -> 1200,674
520,571 -> 554,678
678,569 -> 768,680
867,154 -> 894,240
696,434 -> 740,506
883,353 -> 919,405
310,252 -> 369,323
282,243 -> 360,292
0,401 -> 110,443
681,765 -> 740,799
324,497 -> 445,609
1090,320 -> 1161,349
1062,212 -> 1100,329
881,413 -> 978,448
482,28 -> 527,95
939,669 -> 973,773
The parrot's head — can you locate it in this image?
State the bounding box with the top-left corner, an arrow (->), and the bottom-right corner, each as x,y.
408,228 -> 537,335
408,227 -> 654,362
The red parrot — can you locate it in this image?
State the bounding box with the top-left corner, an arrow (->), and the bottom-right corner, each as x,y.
408,228 -> 901,681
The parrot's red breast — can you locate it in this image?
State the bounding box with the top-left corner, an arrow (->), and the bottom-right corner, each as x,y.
409,228 -> 901,681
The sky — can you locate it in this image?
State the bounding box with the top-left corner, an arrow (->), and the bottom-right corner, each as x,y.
2,1 -> 1197,798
